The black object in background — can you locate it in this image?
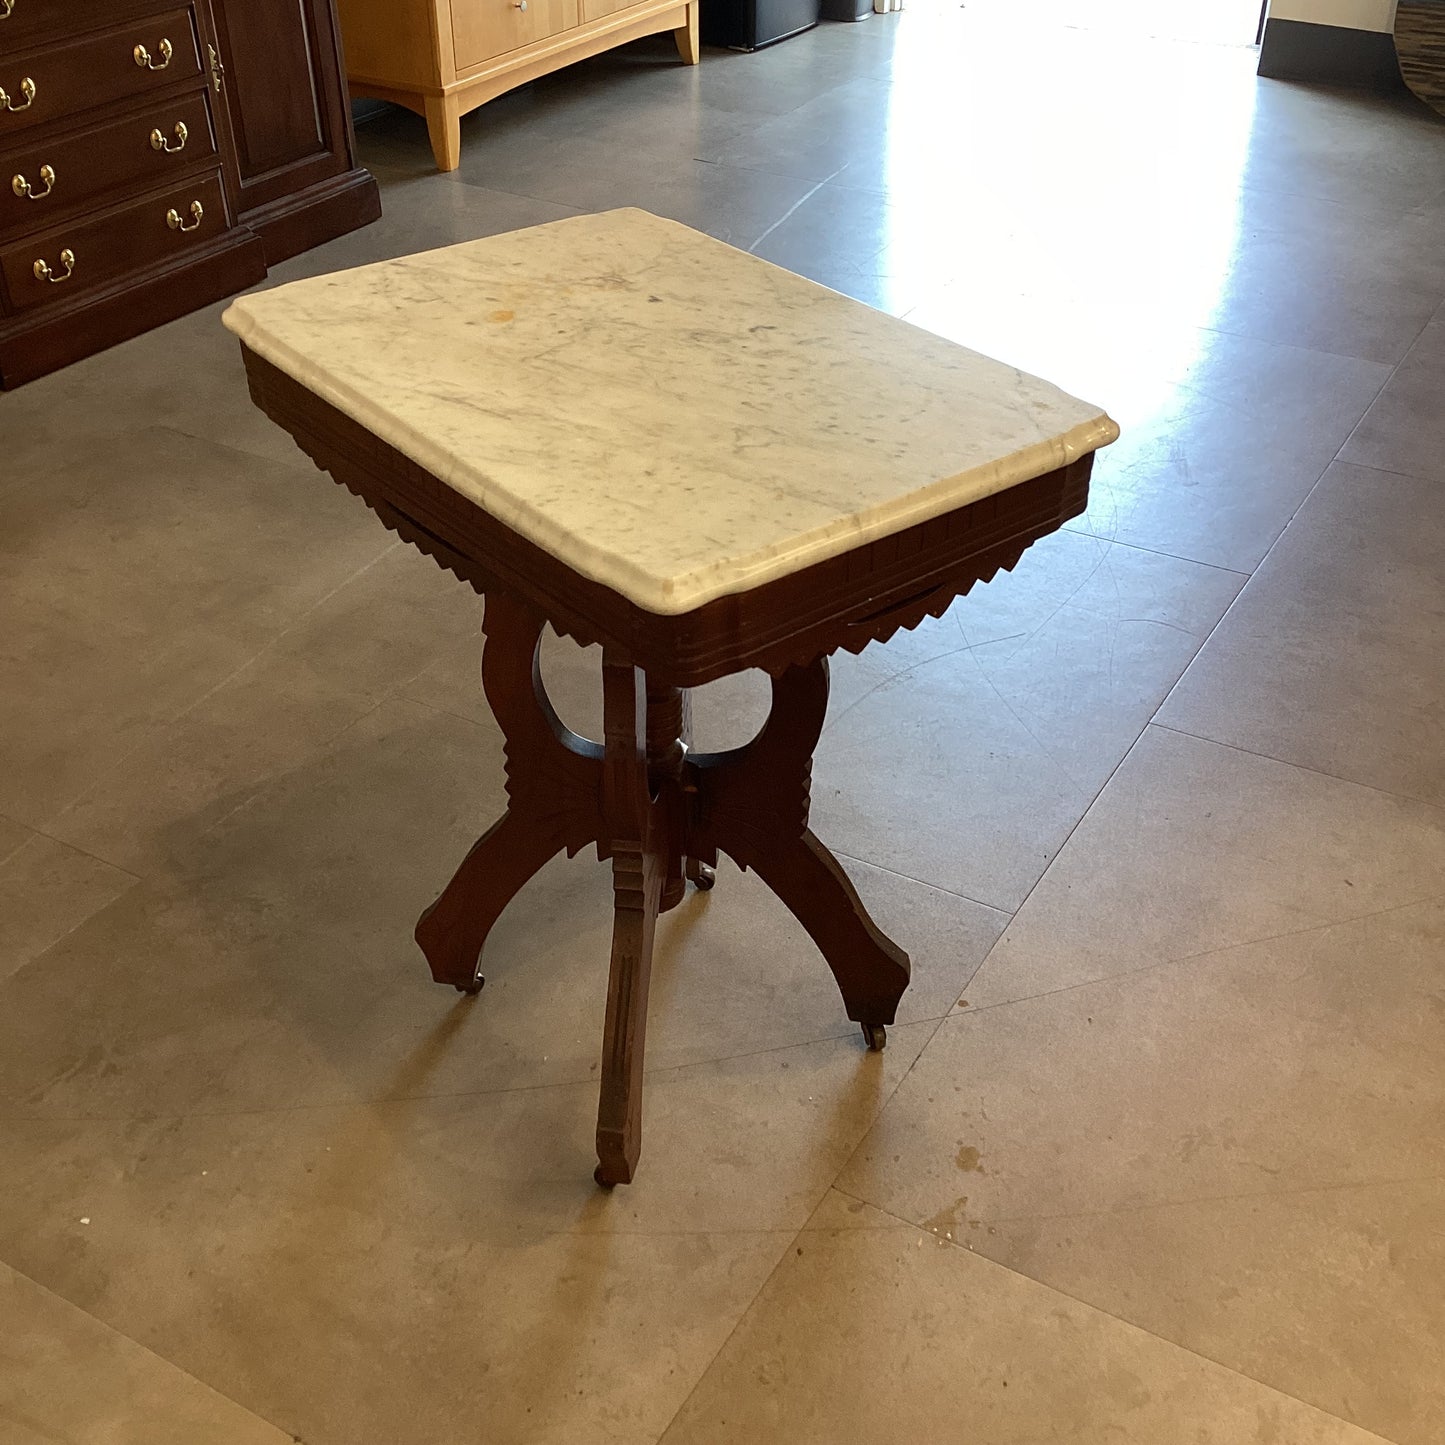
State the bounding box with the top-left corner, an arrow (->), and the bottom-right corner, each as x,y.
702,0 -> 821,49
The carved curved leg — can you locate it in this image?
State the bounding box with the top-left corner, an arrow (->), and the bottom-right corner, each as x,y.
746,830 -> 910,1032
415,811 -> 568,991
689,657 -> 911,1039
596,657 -> 664,1186
415,591 -> 604,991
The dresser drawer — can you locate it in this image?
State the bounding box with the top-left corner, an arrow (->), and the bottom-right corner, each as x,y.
0,0 -> 67,49
2,169 -> 226,312
1,90 -> 216,235
452,0 -> 580,69
0,9 -> 203,138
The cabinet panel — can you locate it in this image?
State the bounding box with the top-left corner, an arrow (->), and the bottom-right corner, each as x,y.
211,0 -> 351,214
452,0 -> 580,69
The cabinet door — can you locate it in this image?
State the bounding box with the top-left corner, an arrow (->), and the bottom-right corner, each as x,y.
208,0 -> 353,217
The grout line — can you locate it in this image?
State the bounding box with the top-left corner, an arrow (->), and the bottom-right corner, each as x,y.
949,1169 -> 1445,1233
831,850 -> 1013,917
1114,356 -> 1413,847
654,1005 -> 959,1444
1149,723 -> 1445,811
0,1014 -> 959,1128
964,723 -> 1160,984
1058,522 -> 1253,578
948,884 -> 1445,1022
0,1256 -> 304,1444
815,1185 -> 1407,1445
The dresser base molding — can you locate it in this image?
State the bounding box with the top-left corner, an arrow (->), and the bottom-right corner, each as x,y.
348,0 -> 698,171
0,231 -> 266,390
243,169 -> 386,268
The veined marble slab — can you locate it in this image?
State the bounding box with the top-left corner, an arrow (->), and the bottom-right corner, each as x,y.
223,209 -> 1117,616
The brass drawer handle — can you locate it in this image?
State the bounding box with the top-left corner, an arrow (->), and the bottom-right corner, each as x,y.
0,1 -> 15,19
166,199 -> 203,232
207,44 -> 224,93
12,163 -> 54,200
133,38 -> 173,70
33,248 -> 75,284
1,77 -> 35,112
151,120 -> 188,154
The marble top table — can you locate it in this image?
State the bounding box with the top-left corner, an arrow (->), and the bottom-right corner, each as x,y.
225,208 -> 1118,1186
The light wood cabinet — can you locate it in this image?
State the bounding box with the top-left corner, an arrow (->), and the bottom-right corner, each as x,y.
335,0 -> 699,172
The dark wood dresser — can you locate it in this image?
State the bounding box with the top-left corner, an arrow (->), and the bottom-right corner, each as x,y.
0,0 -> 380,388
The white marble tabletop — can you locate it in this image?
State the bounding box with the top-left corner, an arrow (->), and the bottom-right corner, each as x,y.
224,209 -> 1118,616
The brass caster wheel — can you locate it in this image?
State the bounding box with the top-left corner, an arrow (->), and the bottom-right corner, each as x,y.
689,861 -> 716,891
454,973 -> 485,996
861,1022 -> 886,1052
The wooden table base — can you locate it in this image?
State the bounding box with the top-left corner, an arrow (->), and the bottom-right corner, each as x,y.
414,590 -> 912,1186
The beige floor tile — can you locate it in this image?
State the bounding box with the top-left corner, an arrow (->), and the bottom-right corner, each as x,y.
967,725 -> 1445,1007
0,813 -> 33,865
0,693 -> 978,1116
0,1155 -> 783,1445
659,1192 -> 1391,1445
1159,461 -> 1445,804
0,682 -> 963,1442
0,831 -> 136,985
1341,354 -> 1445,482
975,1178 -> 1445,1445
1076,331 -> 1390,574
0,1024 -> 929,1443
0,428 -> 390,829
0,301 -> 303,477
808,532 -> 1243,910
47,545 -> 485,879
0,1260 -> 289,1445
836,899 -> 1445,1442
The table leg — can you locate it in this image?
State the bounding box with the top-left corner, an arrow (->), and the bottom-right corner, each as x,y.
418,595 -> 909,1184
646,680 -> 691,914
645,682 -> 717,910
689,658 -> 911,1049
415,592 -> 604,991
596,656 -> 664,1186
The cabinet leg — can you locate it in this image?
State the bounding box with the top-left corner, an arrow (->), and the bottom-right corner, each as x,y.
674,4 -> 701,64
424,93 -> 462,172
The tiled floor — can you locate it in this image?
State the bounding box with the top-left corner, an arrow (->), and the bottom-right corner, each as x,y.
2,4 -> 1443,1442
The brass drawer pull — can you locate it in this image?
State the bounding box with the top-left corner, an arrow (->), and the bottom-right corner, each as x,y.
0,1 -> 15,19
166,199 -> 203,232
1,77 -> 36,112
12,163 -> 54,200
207,44 -> 224,94
133,38 -> 173,70
151,121 -> 189,154
33,248 -> 75,284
